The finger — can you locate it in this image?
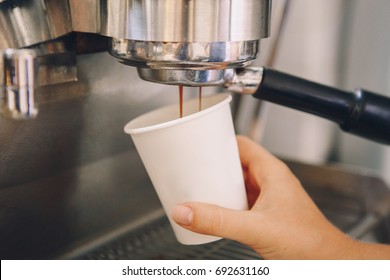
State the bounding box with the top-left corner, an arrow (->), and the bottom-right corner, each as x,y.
246,184 -> 260,208
236,135 -> 284,169
236,135 -> 293,185
171,203 -> 260,246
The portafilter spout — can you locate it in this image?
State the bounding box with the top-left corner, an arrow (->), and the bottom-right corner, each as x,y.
107,0 -> 272,86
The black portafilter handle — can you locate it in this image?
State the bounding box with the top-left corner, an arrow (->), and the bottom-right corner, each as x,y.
251,68 -> 390,145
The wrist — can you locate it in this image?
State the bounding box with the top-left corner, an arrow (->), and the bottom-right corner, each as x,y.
348,240 -> 390,259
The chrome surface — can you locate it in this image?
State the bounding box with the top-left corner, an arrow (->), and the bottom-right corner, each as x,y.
0,0 -> 72,48
0,49 -> 38,119
138,68 -> 235,86
106,0 -> 271,86
0,0 -> 271,86
101,0 -> 270,42
35,37 -> 77,87
110,39 -> 259,70
224,67 -> 264,94
69,0 -> 101,33
69,0 -> 271,42
0,37 -> 77,119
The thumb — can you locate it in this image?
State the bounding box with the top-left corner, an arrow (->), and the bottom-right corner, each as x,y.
171,203 -> 258,246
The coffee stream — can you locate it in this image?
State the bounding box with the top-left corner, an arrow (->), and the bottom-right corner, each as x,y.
179,85 -> 183,118
178,86 -> 202,118
198,86 -> 202,111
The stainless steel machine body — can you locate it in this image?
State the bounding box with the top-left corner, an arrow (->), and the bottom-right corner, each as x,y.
0,0 -> 76,118
1,0 -> 271,118
0,0 -> 72,49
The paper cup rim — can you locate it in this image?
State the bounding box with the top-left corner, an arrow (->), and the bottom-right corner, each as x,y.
124,93 -> 232,135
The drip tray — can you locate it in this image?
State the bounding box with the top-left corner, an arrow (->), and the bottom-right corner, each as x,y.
74,160 -> 390,260
78,214 -> 260,260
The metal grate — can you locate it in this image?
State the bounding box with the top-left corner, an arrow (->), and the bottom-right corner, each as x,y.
76,161 -> 390,260
77,181 -> 388,260
78,215 -> 261,260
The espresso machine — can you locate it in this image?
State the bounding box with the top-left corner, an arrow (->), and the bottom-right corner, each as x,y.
1,0 -> 389,259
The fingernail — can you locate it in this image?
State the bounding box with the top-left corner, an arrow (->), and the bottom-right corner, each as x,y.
171,205 -> 193,226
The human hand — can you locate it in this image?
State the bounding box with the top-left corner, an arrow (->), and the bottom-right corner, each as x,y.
171,135 -> 370,259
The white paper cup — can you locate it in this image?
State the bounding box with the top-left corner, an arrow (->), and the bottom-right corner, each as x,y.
124,93 -> 247,245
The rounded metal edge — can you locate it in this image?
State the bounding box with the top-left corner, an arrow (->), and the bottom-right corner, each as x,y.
224,67 -> 264,95
137,68 -> 236,86
109,39 -> 259,70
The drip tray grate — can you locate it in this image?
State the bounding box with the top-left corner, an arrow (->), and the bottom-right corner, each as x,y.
76,160 -> 390,260
78,215 -> 261,260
